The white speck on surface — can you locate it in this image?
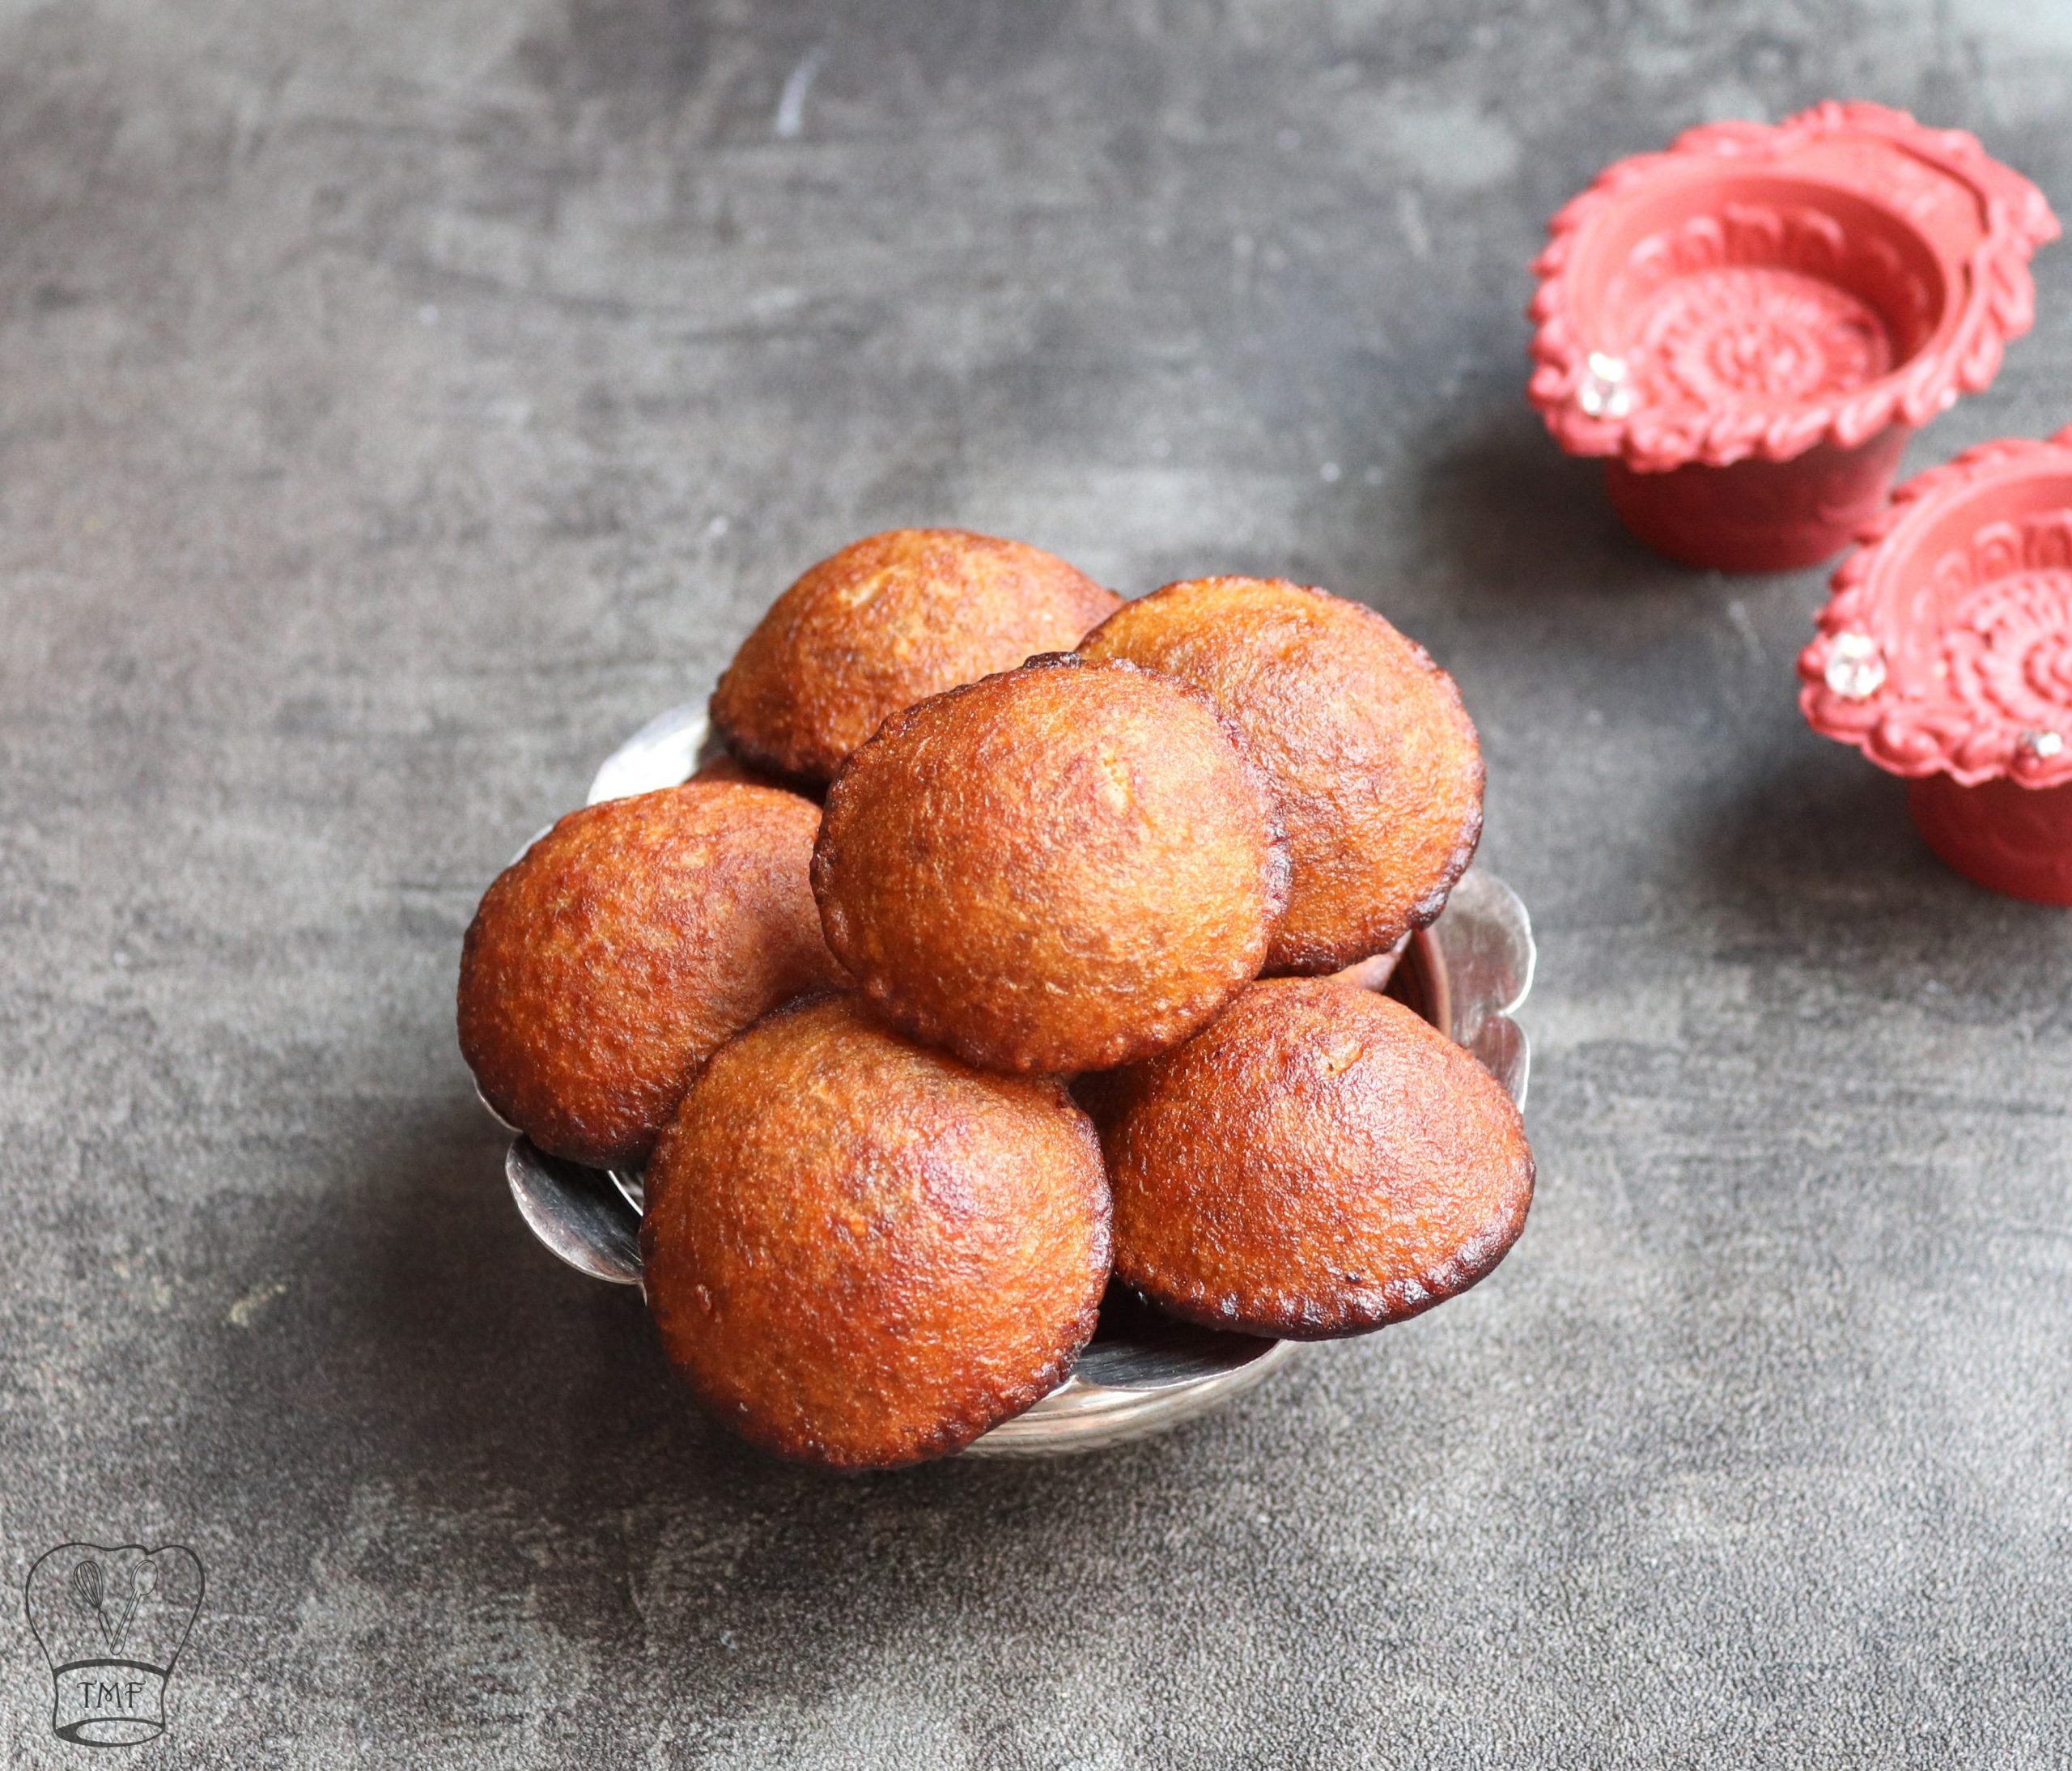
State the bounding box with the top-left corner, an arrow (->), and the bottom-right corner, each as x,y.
706,515 -> 730,538
1396,188 -> 1432,259
1342,93 -> 1520,193
418,303 -> 438,326
1319,461 -> 1341,483
1726,599 -> 1764,668
227,1279 -> 288,1328
1697,80 -> 1769,123
1947,0 -> 2072,51
775,47 -> 826,140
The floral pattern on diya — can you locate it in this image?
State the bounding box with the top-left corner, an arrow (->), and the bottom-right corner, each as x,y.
1634,264 -> 1891,410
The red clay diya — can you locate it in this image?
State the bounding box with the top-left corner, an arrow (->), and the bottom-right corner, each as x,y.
1800,429 -> 2072,905
1531,103 -> 2057,572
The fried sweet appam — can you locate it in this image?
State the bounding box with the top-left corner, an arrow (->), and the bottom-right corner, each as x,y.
812,653 -> 1290,1074
457,780 -> 843,1170
643,993 -> 1112,1469
1080,575 -> 1484,974
711,528 -> 1121,786
1105,978 -> 1533,1338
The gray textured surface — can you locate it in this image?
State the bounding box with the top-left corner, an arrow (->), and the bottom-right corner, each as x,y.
3,1 -> 2071,1765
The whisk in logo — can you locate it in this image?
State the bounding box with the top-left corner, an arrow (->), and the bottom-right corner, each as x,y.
23,1543 -> 203,1746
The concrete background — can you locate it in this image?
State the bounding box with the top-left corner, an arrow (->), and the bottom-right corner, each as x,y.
3,1 -> 2070,1765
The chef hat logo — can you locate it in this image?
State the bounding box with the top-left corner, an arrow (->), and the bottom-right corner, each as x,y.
24,1544 -> 203,1746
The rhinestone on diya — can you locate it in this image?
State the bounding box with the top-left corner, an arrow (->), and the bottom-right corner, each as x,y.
1800,427 -> 2072,906
495,702 -> 1537,1455
1530,102 -> 2057,573
1823,631 -> 1887,700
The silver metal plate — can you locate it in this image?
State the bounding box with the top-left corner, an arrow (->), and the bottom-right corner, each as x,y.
496,703 -> 1536,1456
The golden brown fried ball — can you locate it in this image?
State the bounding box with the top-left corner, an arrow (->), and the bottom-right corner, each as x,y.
1081,576 -> 1484,974
711,528 -> 1119,786
1105,978 -> 1533,1338
643,993 -> 1111,1469
813,653 -> 1290,1075
457,780 -> 843,1170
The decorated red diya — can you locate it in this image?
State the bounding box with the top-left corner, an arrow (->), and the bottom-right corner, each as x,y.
1531,103 -> 2057,572
1800,429 -> 2072,906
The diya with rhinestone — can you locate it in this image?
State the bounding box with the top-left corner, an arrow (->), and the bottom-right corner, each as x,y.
1530,102 -> 2057,572
1800,428 -> 2072,906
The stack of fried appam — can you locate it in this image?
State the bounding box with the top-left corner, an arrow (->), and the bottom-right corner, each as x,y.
458,528 -> 1533,1469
